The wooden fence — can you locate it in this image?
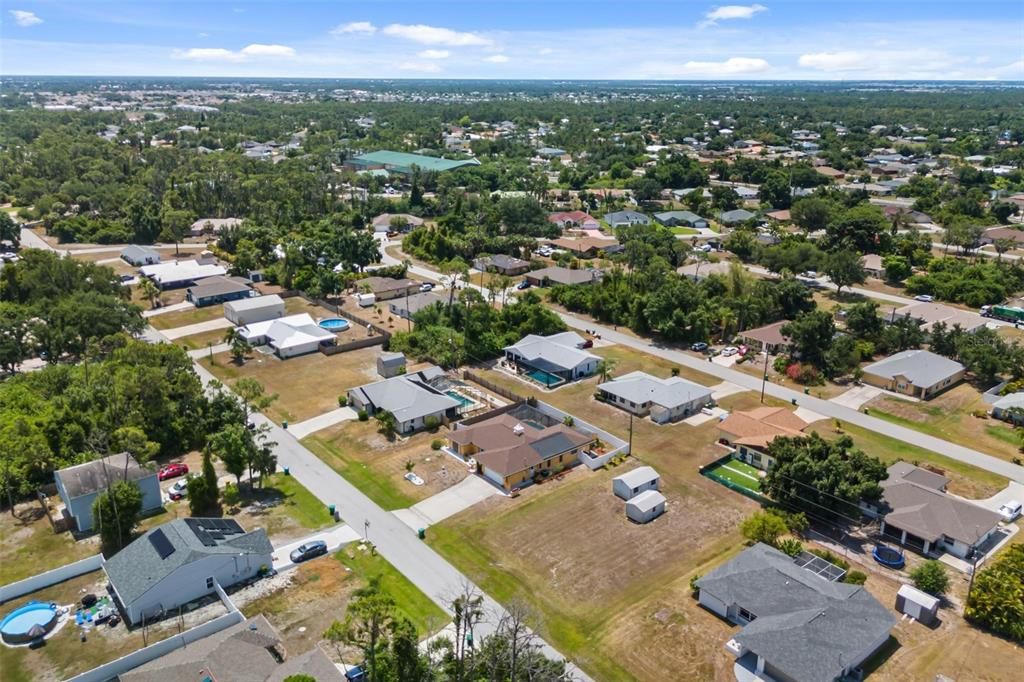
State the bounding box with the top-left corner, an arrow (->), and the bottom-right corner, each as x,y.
462,370 -> 528,403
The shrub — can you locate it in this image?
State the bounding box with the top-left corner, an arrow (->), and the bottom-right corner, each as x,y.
424,415 -> 440,431
430,439 -> 443,451
965,545 -> 1024,641
786,362 -> 822,385
843,570 -> 868,585
773,355 -> 791,373
784,511 -> 809,535
777,538 -> 804,557
808,547 -> 850,572
337,394 -> 348,407
910,560 -> 950,596
358,409 -> 368,421
221,482 -> 240,506
563,415 -> 575,427
689,573 -> 702,597
741,510 -> 789,546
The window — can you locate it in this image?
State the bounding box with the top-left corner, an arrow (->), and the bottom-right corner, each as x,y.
206,577 -> 214,590
738,607 -> 757,622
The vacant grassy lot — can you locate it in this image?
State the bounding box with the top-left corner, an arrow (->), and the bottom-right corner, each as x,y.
0,504 -> 100,585
865,383 -> 1022,463
303,420 -> 467,510
148,302 -> 225,329
200,346 -> 381,424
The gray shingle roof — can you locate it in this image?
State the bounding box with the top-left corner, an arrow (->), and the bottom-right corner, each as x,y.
719,209 -> 756,223
863,349 -> 964,388
696,543 -> 895,682
348,367 -> 460,423
604,210 -> 650,224
104,519 -> 272,609
654,210 -> 706,225
56,453 -> 154,499
504,332 -> 598,373
598,371 -> 712,410
121,245 -> 160,263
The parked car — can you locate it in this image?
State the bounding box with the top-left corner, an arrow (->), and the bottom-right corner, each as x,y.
801,270 -> 818,279
290,540 -> 328,563
581,339 -> 594,348
167,478 -> 190,501
998,500 -> 1022,523
721,346 -> 739,357
690,342 -> 709,352
516,280 -> 532,290
158,463 -> 189,481
914,294 -> 934,302
119,274 -> 134,283
419,282 -> 434,292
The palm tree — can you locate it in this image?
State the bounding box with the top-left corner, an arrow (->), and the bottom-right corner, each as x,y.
596,358 -> 618,383
494,274 -> 513,307
223,327 -> 238,345
718,307 -> 737,341
993,238 -> 1015,262
138,277 -> 161,310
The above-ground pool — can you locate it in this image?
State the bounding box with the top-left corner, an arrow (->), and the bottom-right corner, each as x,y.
1,601 -> 58,645
873,544 -> 906,569
318,318 -> 351,331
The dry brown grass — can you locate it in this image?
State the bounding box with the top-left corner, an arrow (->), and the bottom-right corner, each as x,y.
148,302 -> 224,329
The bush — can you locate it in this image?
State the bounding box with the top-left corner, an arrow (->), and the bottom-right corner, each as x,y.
808,547 -> 850,572
337,395 -> 348,407
786,362 -> 822,385
784,511 -> 809,535
690,573 -> 702,597
741,510 -> 789,546
222,482 -> 240,506
843,570 -> 868,585
358,409 -> 368,421
430,439 -> 443,451
965,545 -> 1024,641
424,415 -> 440,432
910,560 -> 950,596
777,538 -> 804,557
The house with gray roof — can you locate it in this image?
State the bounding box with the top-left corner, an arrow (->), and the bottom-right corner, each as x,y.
654,210 -> 708,228
55,454 -> 162,533
121,245 -> 161,266
473,253 -> 530,275
719,208 -> 756,225
503,332 -> 599,387
862,462 -> 1002,560
862,349 -> 965,399
104,518 -> 272,625
388,291 -> 445,320
185,276 -> 254,307
525,266 -> 602,287
347,366 -> 461,434
603,210 -> 650,228
992,392 -> 1024,424
696,543 -> 895,682
598,371 -> 712,423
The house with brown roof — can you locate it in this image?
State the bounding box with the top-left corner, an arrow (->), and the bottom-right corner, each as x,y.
980,225 -> 1024,247
718,407 -> 809,471
359,276 -> 422,301
739,321 -> 791,355
816,166 -> 845,180
861,462 -> 1002,560
547,210 -> 600,229
547,237 -> 621,258
861,253 -> 886,279
447,406 -> 595,491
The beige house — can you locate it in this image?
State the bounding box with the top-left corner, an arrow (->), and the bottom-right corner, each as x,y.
862,349 -> 965,399
718,407 -> 809,471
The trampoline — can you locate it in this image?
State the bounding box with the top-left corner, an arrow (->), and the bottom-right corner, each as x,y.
873,544 -> 906,569
1,601 -> 58,645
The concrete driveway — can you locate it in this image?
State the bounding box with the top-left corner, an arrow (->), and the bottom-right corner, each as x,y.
393,475 -> 502,530
710,380 -> 747,401
830,385 -> 882,410
287,407 -> 358,439
951,481 -> 1024,514
271,524 -> 362,572
162,317 -> 233,340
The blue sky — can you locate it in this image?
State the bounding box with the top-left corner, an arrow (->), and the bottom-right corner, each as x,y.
3,1 -> 1023,80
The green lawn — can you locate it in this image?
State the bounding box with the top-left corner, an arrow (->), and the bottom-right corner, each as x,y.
302,432 -> 418,510
261,473 -> 336,529
337,549 -> 447,635
705,458 -> 762,491
670,226 -> 699,235
148,303 -> 225,330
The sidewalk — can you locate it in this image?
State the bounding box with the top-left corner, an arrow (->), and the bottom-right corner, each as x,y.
142,301 -> 194,318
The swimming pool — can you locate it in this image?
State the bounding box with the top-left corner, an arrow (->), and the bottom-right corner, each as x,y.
1,601 -> 58,645
525,368 -> 564,387
318,318 -> 351,331
445,390 -> 475,409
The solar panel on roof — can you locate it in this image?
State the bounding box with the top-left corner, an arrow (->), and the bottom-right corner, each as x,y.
149,529 -> 175,559
222,519 -> 243,534
185,518 -> 218,546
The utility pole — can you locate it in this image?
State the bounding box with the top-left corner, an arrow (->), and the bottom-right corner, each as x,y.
760,348 -> 770,403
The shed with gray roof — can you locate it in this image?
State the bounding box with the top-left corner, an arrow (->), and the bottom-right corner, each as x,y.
862,349 -> 965,399
625,490 -> 666,523
613,465 -> 660,500
992,392 -> 1024,424
598,371 -> 712,423
54,453 -> 162,533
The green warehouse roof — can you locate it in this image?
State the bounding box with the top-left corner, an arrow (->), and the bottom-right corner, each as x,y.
348,150 -> 480,174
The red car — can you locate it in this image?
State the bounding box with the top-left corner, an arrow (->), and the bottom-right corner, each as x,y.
158,463 -> 189,481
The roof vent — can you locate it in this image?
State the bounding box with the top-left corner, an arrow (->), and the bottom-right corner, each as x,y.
512,423 -> 525,436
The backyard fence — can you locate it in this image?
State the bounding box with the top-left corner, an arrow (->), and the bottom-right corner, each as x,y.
0,554 -> 105,604
531,400 -> 629,469
298,292 -> 393,339
699,453 -> 768,504
320,335 -> 387,355
462,370 -> 528,403
455,400 -> 527,427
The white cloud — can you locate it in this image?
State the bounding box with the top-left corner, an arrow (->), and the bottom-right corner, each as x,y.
332,21 -> 376,35
198,32 -> 209,38
381,23 -> 491,47
9,10 -> 43,27
173,44 -> 295,62
647,56 -> 770,76
798,51 -> 869,71
418,49 -> 450,59
798,49 -> 957,74
484,54 -> 510,63
398,61 -> 442,74
538,48 -> 555,55
240,43 -> 296,58
701,4 -> 766,27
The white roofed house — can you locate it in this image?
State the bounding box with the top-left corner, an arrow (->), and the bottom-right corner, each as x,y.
139,260 -> 227,290
347,366 -> 461,434
598,371 -> 713,423
190,217 -> 243,237
236,313 -> 336,359
503,332 -> 600,388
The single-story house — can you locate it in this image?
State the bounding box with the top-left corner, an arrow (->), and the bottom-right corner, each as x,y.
862,253 -> 886,279
224,294 -> 285,326
816,165 -> 846,180
473,254 -> 531,276
388,291 -> 445,320
719,407 -> 808,471
719,209 -> 756,225
991,392 -> 1024,424
625,490 -> 666,523
547,237 -> 621,258
185,276 -> 254,307
862,349 -> 965,399
733,186 -> 759,201
862,462 -> 1002,559
525,266 -> 601,287
547,211 -> 600,229
676,260 -> 732,281
447,409 -> 595,490
886,302 -> 988,335
612,465 -> 660,500
54,453 -> 162,533
764,209 -> 791,223
343,150 -> 480,176
696,543 -> 895,682
236,313 -> 337,358
359,276 -> 422,301
598,371 -> 713,424
140,260 -> 228,290
884,206 -> 933,225
347,366 -> 461,434
895,584 -> 940,627
371,213 -> 424,233
189,217 -> 243,237
503,332 -> 600,387
739,320 -> 791,355
104,518 -> 272,625
119,614 -> 344,682
654,210 -> 708,228
603,210 -> 650,228
376,351 -> 406,378
980,225 -> 1024,247
121,245 -> 161,266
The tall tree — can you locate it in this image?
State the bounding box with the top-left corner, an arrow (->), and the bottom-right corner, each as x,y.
824,249 -> 867,296
92,480 -> 143,552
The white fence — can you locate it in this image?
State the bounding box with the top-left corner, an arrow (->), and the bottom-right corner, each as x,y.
0,553 -> 105,604
533,400 -> 630,470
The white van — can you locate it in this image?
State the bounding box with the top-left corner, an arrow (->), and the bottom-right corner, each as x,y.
998,500 -> 1022,523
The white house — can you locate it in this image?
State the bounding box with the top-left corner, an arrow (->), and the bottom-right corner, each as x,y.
598,371 -> 713,423
104,518 -> 272,625
625,490 -> 666,523
140,260 -> 227,290
236,313 -> 336,358
121,245 -> 161,266
224,295 -> 286,326
347,366 -> 461,434
54,453 -> 162,533
612,466 -> 661,500
503,332 -> 599,387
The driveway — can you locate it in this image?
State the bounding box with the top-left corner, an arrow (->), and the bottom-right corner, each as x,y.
830,385 -> 883,410
271,524 -> 362,572
710,380 -> 747,401
142,301 -> 194,318
393,475 -> 502,530
162,317 -> 233,340
950,481 -> 1024,514
287,407 -> 358,439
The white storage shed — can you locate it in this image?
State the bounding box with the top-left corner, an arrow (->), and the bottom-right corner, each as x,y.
625,490 -> 666,524
224,294 -> 286,326
612,466 -> 660,500
895,584 -> 940,626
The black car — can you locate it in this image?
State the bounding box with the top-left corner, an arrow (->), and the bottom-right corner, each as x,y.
289,540 -> 328,563
516,280 -> 532,290
690,342 -> 709,352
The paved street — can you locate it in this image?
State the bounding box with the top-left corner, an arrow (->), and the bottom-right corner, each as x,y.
271,524 -> 362,572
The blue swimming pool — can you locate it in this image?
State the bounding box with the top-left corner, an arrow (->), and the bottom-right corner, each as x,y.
446,390 -> 475,408
318,318 -> 350,331
1,601 -> 58,644
525,368 -> 564,387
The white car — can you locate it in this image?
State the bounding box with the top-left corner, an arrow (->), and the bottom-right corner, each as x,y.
801,270 -> 818,279
419,282 -> 433,292
721,346 -> 739,357
998,500 -> 1022,522
914,294 -> 934,302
